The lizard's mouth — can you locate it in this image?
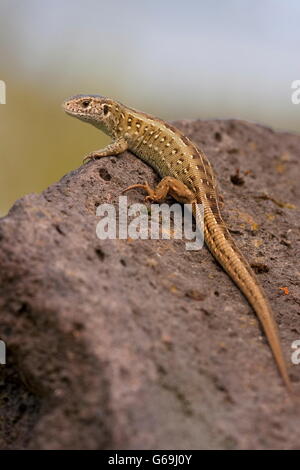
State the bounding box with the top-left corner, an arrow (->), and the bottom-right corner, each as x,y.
63,106 -> 89,120
62,103 -> 76,115
64,108 -> 78,116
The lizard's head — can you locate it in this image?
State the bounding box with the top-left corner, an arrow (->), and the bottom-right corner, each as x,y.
62,94 -> 119,136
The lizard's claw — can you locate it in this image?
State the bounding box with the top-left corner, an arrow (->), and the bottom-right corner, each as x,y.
122,182 -> 155,202
122,182 -> 147,193
83,154 -> 97,164
122,182 -> 157,202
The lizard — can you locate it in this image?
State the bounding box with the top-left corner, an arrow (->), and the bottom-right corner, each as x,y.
63,94 -> 292,392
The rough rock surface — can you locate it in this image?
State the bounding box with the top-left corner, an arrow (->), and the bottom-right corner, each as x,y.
0,119 -> 300,450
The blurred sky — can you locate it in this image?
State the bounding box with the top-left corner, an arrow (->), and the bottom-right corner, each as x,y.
0,0 -> 299,215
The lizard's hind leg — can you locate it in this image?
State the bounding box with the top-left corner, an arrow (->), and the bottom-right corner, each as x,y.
122,176 -> 197,205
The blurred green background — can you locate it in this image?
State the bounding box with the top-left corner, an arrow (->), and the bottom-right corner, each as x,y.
0,0 -> 299,215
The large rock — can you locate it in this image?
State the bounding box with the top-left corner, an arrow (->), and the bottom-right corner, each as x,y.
0,119 -> 300,449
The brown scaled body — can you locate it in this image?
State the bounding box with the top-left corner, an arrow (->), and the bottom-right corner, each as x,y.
63,94 -> 292,392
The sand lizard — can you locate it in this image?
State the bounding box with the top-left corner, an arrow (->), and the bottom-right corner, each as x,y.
63,94 -> 292,391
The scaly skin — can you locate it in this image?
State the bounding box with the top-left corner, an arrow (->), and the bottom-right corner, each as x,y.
63,94 -> 292,391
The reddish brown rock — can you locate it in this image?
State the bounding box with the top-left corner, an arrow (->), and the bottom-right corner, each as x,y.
0,119 -> 300,449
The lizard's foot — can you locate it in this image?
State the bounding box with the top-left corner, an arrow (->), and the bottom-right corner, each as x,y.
83,138 -> 128,164
122,177 -> 197,204
83,153 -> 98,164
122,182 -> 155,202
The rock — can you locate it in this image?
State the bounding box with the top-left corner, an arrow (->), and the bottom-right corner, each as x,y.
0,119 -> 300,450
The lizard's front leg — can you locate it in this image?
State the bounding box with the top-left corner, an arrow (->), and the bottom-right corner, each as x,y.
123,176 -> 197,205
83,137 -> 128,163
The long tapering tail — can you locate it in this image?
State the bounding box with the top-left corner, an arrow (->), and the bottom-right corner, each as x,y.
202,205 -> 292,391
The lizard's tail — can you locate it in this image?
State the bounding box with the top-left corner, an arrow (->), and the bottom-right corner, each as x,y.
201,205 -> 292,392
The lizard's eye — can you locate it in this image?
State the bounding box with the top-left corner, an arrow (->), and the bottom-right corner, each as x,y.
82,100 -> 90,108
103,104 -> 109,115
